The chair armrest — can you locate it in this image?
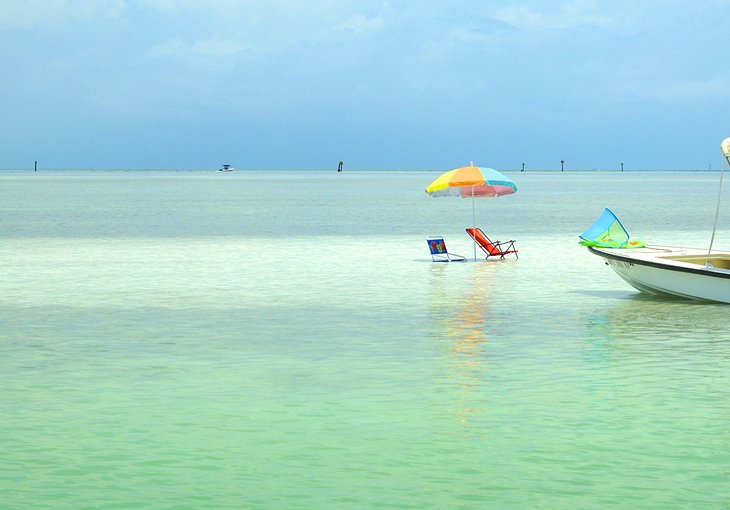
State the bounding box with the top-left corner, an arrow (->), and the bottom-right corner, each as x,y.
493,240 -> 517,249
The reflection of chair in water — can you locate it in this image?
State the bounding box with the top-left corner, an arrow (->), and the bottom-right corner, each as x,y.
427,262 -> 493,424
427,236 -> 466,262
465,228 -> 518,260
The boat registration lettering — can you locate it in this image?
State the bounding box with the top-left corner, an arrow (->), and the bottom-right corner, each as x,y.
608,259 -> 633,269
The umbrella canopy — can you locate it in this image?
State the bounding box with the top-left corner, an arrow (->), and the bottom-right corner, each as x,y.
426,165 -> 517,198
426,165 -> 517,261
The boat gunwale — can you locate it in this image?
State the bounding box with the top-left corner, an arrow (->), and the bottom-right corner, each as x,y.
587,246 -> 730,280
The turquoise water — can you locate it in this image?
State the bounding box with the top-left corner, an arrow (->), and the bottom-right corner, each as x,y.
1,170 -> 730,509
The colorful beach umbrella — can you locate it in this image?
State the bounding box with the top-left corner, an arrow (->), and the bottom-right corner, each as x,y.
426,164 -> 517,261
426,165 -> 517,197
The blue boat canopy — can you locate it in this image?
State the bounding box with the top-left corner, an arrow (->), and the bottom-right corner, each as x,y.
579,208 -> 645,248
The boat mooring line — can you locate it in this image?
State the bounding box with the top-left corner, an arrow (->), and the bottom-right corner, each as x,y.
709,139 -> 730,266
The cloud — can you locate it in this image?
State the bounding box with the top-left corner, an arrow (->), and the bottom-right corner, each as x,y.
147,37 -> 249,59
135,0 -> 236,13
333,14 -> 384,35
134,0 -> 181,11
0,0 -> 126,30
494,0 -> 614,31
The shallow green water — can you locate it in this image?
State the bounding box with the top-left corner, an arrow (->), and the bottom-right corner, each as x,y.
1,170 -> 730,509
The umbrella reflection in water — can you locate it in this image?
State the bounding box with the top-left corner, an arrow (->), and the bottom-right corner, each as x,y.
428,263 -> 494,425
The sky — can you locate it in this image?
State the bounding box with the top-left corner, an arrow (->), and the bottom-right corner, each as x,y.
1,0 -> 729,170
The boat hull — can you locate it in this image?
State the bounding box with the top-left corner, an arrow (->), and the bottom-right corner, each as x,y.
588,245 -> 730,303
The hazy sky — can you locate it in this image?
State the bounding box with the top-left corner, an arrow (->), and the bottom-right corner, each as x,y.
2,0 -> 729,170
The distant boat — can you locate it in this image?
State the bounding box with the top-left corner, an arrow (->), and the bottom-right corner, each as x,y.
219,164 -> 234,172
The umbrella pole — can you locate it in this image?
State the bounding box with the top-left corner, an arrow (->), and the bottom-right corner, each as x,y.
472,192 -> 477,262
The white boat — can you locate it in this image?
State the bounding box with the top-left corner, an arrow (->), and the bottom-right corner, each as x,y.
584,137 -> 730,304
219,164 -> 234,172
588,245 -> 730,303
